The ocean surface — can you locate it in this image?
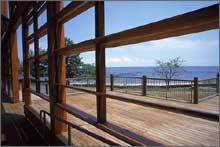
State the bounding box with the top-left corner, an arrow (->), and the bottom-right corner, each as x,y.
106,66 -> 219,80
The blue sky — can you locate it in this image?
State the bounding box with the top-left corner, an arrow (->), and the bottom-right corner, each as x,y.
17,1 -> 219,67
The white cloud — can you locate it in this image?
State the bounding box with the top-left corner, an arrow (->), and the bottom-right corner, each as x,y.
108,57 -> 133,63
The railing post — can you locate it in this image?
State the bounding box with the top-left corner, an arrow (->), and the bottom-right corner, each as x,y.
142,75 -> 147,96
45,79 -> 48,95
216,73 -> 219,94
193,77 -> 198,104
110,74 -> 114,91
66,79 -> 70,86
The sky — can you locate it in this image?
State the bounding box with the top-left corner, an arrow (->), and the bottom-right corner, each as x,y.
17,1 -> 219,67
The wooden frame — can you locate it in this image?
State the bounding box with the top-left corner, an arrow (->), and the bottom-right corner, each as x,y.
3,1 -> 219,146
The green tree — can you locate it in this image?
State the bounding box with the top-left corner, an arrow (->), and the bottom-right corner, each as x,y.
18,59 -> 23,75
65,37 -> 95,78
29,37 -> 96,78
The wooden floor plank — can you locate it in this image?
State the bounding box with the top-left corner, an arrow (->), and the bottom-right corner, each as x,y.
24,90 -> 219,146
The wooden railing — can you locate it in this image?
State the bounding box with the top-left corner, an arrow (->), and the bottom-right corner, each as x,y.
64,74 -> 219,104
39,110 -> 121,146
19,73 -> 219,104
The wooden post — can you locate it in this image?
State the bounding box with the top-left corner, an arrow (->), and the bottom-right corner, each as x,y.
55,1 -> 68,134
47,1 -> 67,140
193,77 -> 198,104
95,1 -> 106,124
22,14 -> 31,105
10,29 -> 19,103
47,2 -> 57,143
110,74 -> 114,91
1,1 -> 8,17
216,73 -> 219,94
142,75 -> 147,96
33,3 -> 40,93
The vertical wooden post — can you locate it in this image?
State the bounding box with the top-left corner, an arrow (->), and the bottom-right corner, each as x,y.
22,14 -> 31,105
142,75 -> 147,96
216,73 -> 219,94
55,1 -> 67,134
10,29 -> 19,102
110,74 -> 114,91
193,77 -> 198,104
47,2 -> 57,143
33,2 -> 40,93
47,1 -> 67,140
1,1 -> 8,17
95,1 -> 106,124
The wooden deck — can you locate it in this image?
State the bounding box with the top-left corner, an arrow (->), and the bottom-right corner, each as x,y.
1,99 -> 47,146
29,91 -> 219,146
107,91 -> 219,114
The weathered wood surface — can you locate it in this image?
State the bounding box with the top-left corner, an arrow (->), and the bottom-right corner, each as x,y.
95,1 -> 106,124
1,100 -> 47,146
30,92 -> 219,146
30,100 -> 130,146
10,29 -> 19,102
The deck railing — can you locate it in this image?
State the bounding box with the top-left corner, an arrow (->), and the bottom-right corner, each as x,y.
19,73 -> 219,104
198,76 -> 218,102
112,76 -> 194,103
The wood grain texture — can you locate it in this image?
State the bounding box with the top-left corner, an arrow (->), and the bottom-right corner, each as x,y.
95,1 -> 106,124
22,15 -> 31,105
10,29 -> 19,103
29,92 -> 219,146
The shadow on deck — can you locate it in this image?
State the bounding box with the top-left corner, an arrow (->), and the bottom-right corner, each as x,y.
1,95 -> 47,146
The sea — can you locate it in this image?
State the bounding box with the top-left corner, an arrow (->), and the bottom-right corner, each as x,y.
106,66 -> 219,80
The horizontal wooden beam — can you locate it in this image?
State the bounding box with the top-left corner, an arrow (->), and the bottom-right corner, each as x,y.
27,88 -> 49,101
101,4 -> 219,48
26,2 -> 46,27
37,1 -> 46,17
27,33 -> 34,44
55,4 -> 218,56
27,52 -> 48,61
38,22 -> 47,38
26,23 -> 47,44
57,1 -> 95,24
56,103 -> 163,146
55,39 -> 95,56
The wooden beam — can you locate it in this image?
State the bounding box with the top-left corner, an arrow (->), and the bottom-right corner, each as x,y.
55,4 -> 219,56
27,33 -> 34,44
33,3 -> 40,93
54,1 -> 67,134
102,4 -> 219,48
37,2 -> 47,17
10,29 -> 19,103
22,15 -> 31,105
47,2 -> 57,142
56,103 -> 163,146
27,88 -> 49,102
26,23 -> 47,45
57,1 -> 95,24
95,1 -> 106,124
9,2 -> 30,31
1,1 -> 8,17
55,39 -> 95,56
37,22 -> 47,38
26,2 -> 46,26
